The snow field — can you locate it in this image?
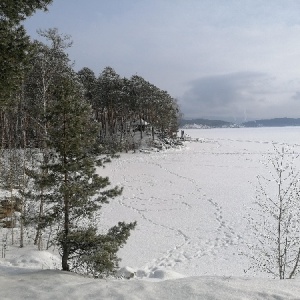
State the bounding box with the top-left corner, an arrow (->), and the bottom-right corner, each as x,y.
2,127 -> 300,299
100,127 -> 300,278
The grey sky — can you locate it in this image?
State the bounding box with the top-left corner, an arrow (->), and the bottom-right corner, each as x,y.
24,0 -> 300,122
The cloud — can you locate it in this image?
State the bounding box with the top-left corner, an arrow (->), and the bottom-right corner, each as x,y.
181,71 -> 300,122
24,1 -> 300,121
181,72 -> 269,120
292,91 -> 300,101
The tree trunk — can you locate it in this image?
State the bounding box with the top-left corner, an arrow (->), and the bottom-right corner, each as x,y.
20,130 -> 26,248
62,241 -> 70,271
62,113 -> 70,271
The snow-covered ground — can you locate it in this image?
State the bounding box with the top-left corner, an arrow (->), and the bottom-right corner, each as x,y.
2,127 -> 300,299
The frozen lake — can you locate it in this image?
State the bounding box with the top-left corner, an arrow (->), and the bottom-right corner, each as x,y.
99,127 -> 300,278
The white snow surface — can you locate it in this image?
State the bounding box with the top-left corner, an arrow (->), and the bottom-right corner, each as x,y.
2,127 -> 300,299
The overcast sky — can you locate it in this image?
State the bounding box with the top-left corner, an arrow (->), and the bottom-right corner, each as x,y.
24,0 -> 300,122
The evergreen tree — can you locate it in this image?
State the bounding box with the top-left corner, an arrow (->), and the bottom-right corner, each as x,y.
77,67 -> 97,105
22,28 -> 74,248
0,0 -> 53,105
1,0 -> 52,22
29,73 -> 136,275
96,67 -> 124,140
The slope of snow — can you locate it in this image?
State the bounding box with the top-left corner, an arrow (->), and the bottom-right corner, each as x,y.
1,266 -> 300,300
2,127 -> 300,299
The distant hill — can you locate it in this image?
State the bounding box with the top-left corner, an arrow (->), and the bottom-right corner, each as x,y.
242,118 -> 300,127
180,118 -> 235,128
180,117 -> 300,129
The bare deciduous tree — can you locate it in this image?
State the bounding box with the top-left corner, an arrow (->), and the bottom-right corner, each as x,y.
248,145 -> 300,279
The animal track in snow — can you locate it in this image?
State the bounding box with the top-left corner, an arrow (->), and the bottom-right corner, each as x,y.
110,149 -> 248,274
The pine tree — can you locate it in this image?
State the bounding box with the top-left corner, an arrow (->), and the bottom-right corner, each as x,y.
77,67 -> 97,105
0,0 -> 53,105
29,72 -> 136,275
22,28 -> 74,248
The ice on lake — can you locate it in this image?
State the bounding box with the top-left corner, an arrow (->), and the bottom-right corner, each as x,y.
99,127 -> 300,278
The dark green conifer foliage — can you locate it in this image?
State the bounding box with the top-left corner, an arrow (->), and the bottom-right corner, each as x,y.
0,0 -> 52,22
0,0 -> 53,105
36,74 -> 136,275
77,67 -> 96,105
